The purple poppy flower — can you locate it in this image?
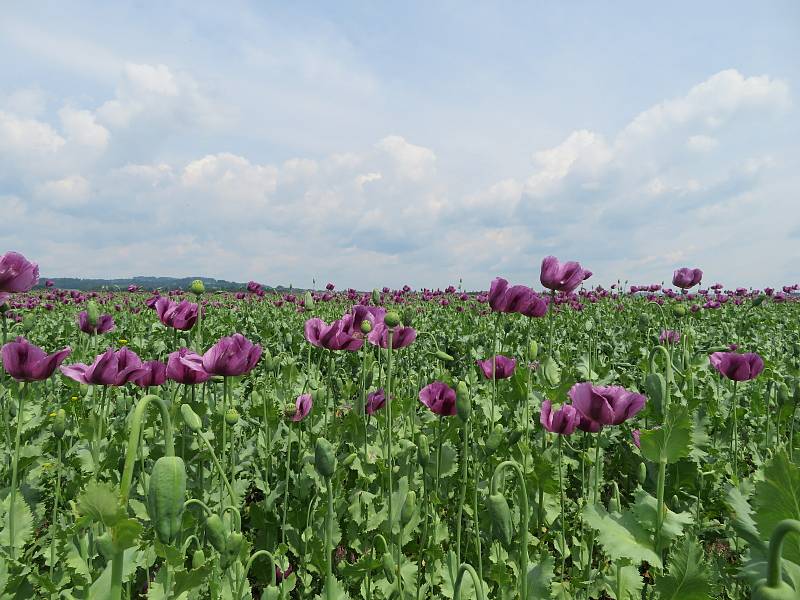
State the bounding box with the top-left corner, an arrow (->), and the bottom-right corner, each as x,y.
167,348 -> 210,384
202,334 -> 262,376
569,382 -> 646,431
247,281 -> 263,294
351,305 -> 387,333
708,352 -> 764,381
275,563 -> 294,583
1,337 -> 71,382
0,252 -> 39,299
488,278 -> 548,317
60,347 -> 147,386
305,317 -> 363,351
419,381 -> 457,416
155,298 -> 198,331
672,267 -> 703,290
476,355 -> 517,380
134,360 -> 167,387
365,389 -> 387,415
77,311 -> 116,335
540,256 -> 590,294
291,393 -> 313,422
540,399 -> 580,435
659,329 -> 680,345
367,323 -> 417,349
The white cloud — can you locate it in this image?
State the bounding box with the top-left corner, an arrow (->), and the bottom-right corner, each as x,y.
34,175 -> 91,207
0,110 -> 65,158
58,107 -> 110,149
376,135 -> 436,181
686,134 -> 718,153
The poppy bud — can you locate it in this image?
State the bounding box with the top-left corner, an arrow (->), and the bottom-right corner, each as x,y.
311,386 -> 326,405
304,291 -> 314,310
672,304 -> 687,318
417,433 -> 430,466
401,308 -> 414,327
225,408 -> 239,426
372,288 -> 381,305
435,350 -> 454,362
777,383 -> 790,407
637,462 -> 647,485
180,404 -> 203,433
455,381 -> 471,423
86,300 -> 100,328
204,514 -> 227,553
360,320 -> 372,334
384,312 -> 401,328
53,408 -> 66,439
21,314 -> 34,333
486,424 -> 504,453
192,548 -> 205,569
189,279 -> 205,295
609,482 -> 622,513
96,531 -> 115,560
584,318 -> 594,332
342,452 -> 358,467
671,494 -> 679,510
487,492 -> 514,549
644,373 -> 666,416
507,425 -> 524,445
314,437 -> 337,478
400,491 -> 416,526
398,438 -> 416,456
382,552 -> 395,582
529,341 -> 539,360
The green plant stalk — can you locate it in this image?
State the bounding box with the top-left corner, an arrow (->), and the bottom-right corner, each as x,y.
732,380 -> 738,483
537,430 -> 547,530
50,437 -> 62,579
765,519 -> 800,588
490,461 -> 529,600
655,458 -> 667,553
281,428 -> 293,544
8,382 -> 26,560
221,377 -> 228,509
557,435 -> 567,579
325,476 -> 334,600
453,562 -> 485,600
194,428 -> 237,509
456,420 -> 470,564
385,330 -> 402,595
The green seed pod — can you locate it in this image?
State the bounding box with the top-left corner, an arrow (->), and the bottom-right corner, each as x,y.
529,341 -> 539,360
204,515 -> 227,553
192,548 -> 205,569
147,456 -> 187,545
360,319 -> 373,334
672,304 -> 687,318
486,424 -> 504,453
225,408 -> 239,426
637,462 -> 647,485
314,438 -> 337,479
372,288 -> 381,305
400,491 -> 416,527
221,532 -> 244,569
435,350 -> 454,362
86,300 -> 100,328
401,307 -> 414,328
417,434 -> 430,466
382,552 -> 396,582
342,452 -> 358,468
487,492 -> 514,549
752,578 -> 796,600
181,404 -> 203,433
384,312 -> 401,328
96,531 -> 115,560
455,381 -> 471,423
644,373 -> 666,416
21,314 -> 34,333
53,408 -> 66,439
189,279 -> 205,295
304,291 -> 314,310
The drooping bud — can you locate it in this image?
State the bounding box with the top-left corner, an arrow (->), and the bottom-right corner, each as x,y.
180,404 -> 203,433
487,492 -> 514,549
21,314 -> 34,333
417,433 -> 430,466
400,491 -> 416,527
435,350 -> 454,362
314,438 -> 337,479
637,462 -> 647,485
486,424 -> 504,453
672,304 -> 687,318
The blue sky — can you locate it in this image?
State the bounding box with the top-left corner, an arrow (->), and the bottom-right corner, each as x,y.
1,1 -> 798,289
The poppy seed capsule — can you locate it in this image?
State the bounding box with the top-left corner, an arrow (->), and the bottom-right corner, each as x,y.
53,408 -> 66,438
314,438 -> 336,478
637,462 -> 647,485
672,305 -> 687,318
360,319 -> 372,334
417,434 -> 430,466
189,279 -> 205,295
225,408 -> 239,426
455,381 -> 471,422
86,300 -> 100,328
180,404 -> 203,433
384,312 -> 401,328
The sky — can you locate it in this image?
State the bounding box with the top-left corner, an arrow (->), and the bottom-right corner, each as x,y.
1,1 -> 799,290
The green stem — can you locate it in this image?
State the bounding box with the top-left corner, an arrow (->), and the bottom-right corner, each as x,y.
732,380 -> 739,483
281,428 -> 293,544
8,383 -> 26,560
453,562 -> 486,600
50,438 -> 62,579
325,476 -> 334,600
655,459 -> 667,553
236,550 -> 277,598
456,420 -> 469,564
490,461 -> 529,600
558,435 -> 567,579
765,519 -> 800,588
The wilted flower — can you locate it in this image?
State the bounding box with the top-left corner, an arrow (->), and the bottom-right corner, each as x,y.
77,311 -> 115,335
133,360 -> 167,387
569,382 -> 646,431
155,298 -> 198,331
365,389 -> 387,415
1,337 -> 71,382
166,348 -> 210,384
290,394 -> 313,422
709,351 -> 764,381
60,347 -> 147,386
540,256 -> 590,294
275,563 -> 294,583
672,267 -> 703,290
540,400 -> 580,435
419,381 -> 457,416
202,334 -> 262,376
476,355 -> 516,379
659,329 -> 680,345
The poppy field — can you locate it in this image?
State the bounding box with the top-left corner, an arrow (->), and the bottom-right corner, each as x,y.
1,249 -> 799,600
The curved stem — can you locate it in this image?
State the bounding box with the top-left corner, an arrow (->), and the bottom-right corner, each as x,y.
236,550 -> 277,598
453,562 -> 486,600
766,519 -> 800,587
184,498 -> 213,517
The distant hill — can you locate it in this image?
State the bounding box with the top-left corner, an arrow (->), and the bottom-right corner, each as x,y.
37,276 -> 286,292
